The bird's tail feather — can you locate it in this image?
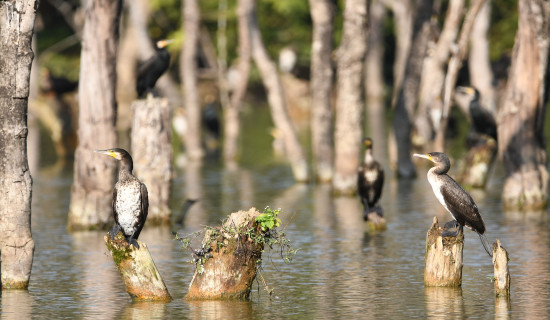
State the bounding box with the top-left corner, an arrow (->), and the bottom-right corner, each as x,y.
479,233 -> 493,258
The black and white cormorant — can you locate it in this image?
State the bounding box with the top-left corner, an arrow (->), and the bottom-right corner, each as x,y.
95,148 -> 149,249
414,152 -> 492,257
454,86 -> 497,142
136,39 -> 173,97
357,138 -> 384,220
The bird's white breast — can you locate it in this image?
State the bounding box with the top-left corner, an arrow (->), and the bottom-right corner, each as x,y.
115,182 -> 142,236
427,169 -> 452,216
365,168 -> 378,182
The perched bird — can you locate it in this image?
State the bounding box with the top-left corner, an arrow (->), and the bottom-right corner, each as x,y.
136,39 -> 173,97
454,86 -> 497,142
95,148 -> 148,249
357,138 -> 384,220
414,152 -> 492,257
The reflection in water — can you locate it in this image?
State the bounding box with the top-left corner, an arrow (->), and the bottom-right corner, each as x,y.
495,296 -> 511,320
187,300 -> 256,320
119,301 -> 167,320
425,287 -> 464,319
1,290 -> 34,320
183,160 -> 207,227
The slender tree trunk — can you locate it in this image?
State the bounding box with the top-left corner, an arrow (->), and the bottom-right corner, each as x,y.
392,0 -> 434,178
309,0 -> 335,183
68,0 -> 122,230
498,0 -> 550,210
182,0 -> 204,160
333,0 -> 369,194
246,0 -> 309,182
0,0 -> 38,289
469,1 -> 496,113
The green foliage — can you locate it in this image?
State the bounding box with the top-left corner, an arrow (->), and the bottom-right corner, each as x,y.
255,207 -> 281,231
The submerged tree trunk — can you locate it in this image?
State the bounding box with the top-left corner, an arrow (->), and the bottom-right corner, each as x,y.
246,0 -> 309,182
492,239 -> 510,297
309,0 -> 335,183
498,0 -> 550,210
182,0 -> 204,160
333,0 -> 369,194
68,0 -> 122,230
0,0 -> 38,289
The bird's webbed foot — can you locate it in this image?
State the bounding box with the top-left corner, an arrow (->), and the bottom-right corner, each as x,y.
442,220 -> 462,237
126,235 -> 140,249
109,224 -> 121,240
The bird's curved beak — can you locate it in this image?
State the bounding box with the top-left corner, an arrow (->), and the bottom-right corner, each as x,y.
157,39 -> 175,48
95,149 -> 116,158
413,153 -> 433,162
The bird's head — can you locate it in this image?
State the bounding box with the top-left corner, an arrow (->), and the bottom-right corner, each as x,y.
455,86 -> 480,100
363,137 -> 373,149
413,152 -> 451,173
94,148 -> 130,161
156,39 -> 175,49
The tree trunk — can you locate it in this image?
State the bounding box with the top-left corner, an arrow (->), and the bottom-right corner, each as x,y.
492,239 -> 510,297
131,97 -> 172,224
309,0 -> 335,183
182,0 -> 204,160
246,0 -> 309,182
392,0 -> 434,178
468,1 -> 496,113
498,0 -> 550,210
333,0 -> 369,194
0,0 -> 37,289
68,0 -> 122,231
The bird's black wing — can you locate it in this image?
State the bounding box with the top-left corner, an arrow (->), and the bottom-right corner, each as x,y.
439,175 -> 486,234
133,183 -> 149,240
372,163 -> 384,205
357,165 -> 368,206
112,187 -> 119,225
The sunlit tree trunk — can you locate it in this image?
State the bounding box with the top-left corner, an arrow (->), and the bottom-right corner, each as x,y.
68,0 -> 122,230
392,0 -> 434,178
0,0 -> 38,289
498,0 -> 550,210
333,0 -> 369,194
182,0 -> 204,160
309,0 -> 335,182
246,0 -> 309,182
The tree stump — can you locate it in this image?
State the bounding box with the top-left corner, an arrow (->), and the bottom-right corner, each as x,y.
458,136 -> 497,188
493,239 -> 510,297
185,208 -> 264,300
365,207 -> 387,232
104,234 -> 172,301
424,217 -> 464,287
131,97 -> 172,224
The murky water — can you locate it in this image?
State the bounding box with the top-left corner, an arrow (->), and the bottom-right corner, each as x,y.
3,112 -> 550,319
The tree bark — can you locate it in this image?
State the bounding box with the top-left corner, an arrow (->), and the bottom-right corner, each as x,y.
333,0 -> 369,194
68,0 -> 122,231
309,0 -> 335,183
498,0 -> 550,210
246,0 -> 309,182
392,0 -> 434,178
182,0 -> 204,160
492,239 -> 510,297
0,0 -> 37,289
131,97 -> 172,224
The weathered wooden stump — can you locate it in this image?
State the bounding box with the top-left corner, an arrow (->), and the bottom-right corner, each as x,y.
185,208 -> 265,300
493,239 -> 510,297
365,206 -> 387,231
104,233 -> 172,301
131,97 -> 172,224
424,217 -> 464,287
458,136 -> 497,188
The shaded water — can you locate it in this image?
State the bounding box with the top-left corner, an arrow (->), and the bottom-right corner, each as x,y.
3,114 -> 550,319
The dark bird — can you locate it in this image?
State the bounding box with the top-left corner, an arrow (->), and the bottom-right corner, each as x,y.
357,138 -> 384,221
414,152 -> 492,257
454,86 -> 497,142
95,148 -> 148,249
172,198 -> 198,227
136,39 -> 173,97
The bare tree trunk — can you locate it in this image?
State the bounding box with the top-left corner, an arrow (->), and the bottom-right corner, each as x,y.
469,1 -> 496,113
392,0 -> 434,178
68,0 -> 122,231
498,0 -> 550,210
246,0 -> 309,182
182,0 -> 204,160
220,0 -> 252,166
0,0 -> 37,289
332,0 -> 369,194
309,0 -> 335,183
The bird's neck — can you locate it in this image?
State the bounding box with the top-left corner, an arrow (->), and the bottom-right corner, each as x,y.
364,149 -> 374,165
430,164 -> 449,175
119,159 -> 134,181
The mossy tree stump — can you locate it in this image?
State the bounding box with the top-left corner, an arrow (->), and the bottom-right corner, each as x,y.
131,97 -> 172,224
185,208 -> 265,300
365,207 -> 387,232
105,233 -> 172,301
424,217 -> 464,287
458,136 -> 497,188
493,239 -> 510,297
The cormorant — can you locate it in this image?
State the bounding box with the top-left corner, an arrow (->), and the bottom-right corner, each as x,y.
414,152 -> 492,257
95,148 -> 149,249
136,39 -> 173,97
454,86 -> 497,141
357,138 -> 384,220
